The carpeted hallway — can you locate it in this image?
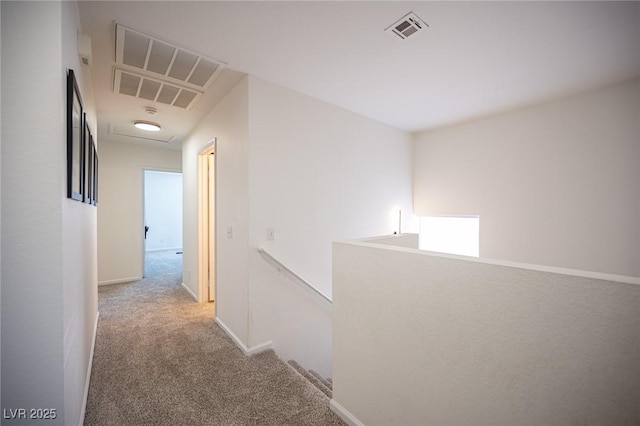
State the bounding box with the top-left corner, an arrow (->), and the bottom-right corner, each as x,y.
84,251 -> 344,425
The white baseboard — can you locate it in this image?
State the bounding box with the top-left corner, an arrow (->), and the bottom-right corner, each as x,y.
330,399 -> 365,426
79,311 -> 99,426
98,277 -> 140,286
145,247 -> 183,253
245,340 -> 273,356
181,282 -> 198,301
214,317 -> 272,356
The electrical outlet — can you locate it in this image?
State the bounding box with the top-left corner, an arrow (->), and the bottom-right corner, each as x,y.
267,228 -> 275,241
227,226 -> 233,239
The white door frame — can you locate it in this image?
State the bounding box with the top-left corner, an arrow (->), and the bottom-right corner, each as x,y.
198,139 -> 216,303
141,166 -> 182,279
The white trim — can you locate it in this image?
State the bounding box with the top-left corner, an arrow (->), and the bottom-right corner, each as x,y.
245,340 -> 272,356
329,400 -> 365,426
79,311 -> 99,426
141,167 -> 183,280
349,233 -> 419,243
214,317 -> 272,356
181,282 -> 198,302
258,247 -> 332,303
144,247 -> 182,253
98,277 -> 140,286
347,237 -> 640,286
139,165 -> 182,174
198,139 -> 216,304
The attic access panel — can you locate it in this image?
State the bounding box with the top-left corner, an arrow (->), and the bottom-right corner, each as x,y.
109,123 -> 175,145
115,23 -> 226,91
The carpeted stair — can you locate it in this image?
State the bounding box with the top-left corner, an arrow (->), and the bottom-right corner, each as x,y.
288,360 -> 333,399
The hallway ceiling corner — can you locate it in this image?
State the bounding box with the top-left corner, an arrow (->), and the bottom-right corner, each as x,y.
79,1 -> 640,150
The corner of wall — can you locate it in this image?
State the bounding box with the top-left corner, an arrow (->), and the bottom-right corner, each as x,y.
0,0 -> 3,409
411,79 -> 640,277
181,72 -> 250,347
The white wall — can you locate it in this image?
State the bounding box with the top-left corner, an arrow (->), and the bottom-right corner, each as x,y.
97,141 -> 181,285
181,76 -> 250,345
332,239 -> 640,426
144,171 -> 183,251
248,76 -> 415,297
0,1 -> 3,407
356,233 -> 419,249
180,75 -> 414,376
60,2 -> 99,424
246,76 -> 414,376
2,1 -> 98,424
413,78 -> 640,278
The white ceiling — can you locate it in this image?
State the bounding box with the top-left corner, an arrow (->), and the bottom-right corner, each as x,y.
79,1 -> 640,150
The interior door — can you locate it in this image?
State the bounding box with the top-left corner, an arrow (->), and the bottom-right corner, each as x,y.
208,153 -> 215,302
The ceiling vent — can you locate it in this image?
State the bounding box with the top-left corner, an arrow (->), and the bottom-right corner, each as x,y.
386,12 -> 428,40
114,68 -> 202,110
115,23 -> 226,91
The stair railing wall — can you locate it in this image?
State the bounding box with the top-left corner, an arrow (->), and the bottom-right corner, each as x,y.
252,246 -> 333,377
257,247 -> 332,304
331,237 -> 640,426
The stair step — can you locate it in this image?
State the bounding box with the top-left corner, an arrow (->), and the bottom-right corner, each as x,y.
309,369 -> 332,390
288,360 -> 332,398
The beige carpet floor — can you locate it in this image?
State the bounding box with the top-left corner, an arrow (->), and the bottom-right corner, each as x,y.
84,252 -> 344,425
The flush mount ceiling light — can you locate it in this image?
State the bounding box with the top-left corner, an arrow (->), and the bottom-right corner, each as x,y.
134,121 -> 161,132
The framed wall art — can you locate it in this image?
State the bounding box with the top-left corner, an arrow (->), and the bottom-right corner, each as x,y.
92,146 -> 99,206
83,113 -> 93,204
67,69 -> 84,201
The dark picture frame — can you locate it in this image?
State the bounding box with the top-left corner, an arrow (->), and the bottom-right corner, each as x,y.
67,70 -> 84,201
92,147 -> 99,206
83,114 -> 93,204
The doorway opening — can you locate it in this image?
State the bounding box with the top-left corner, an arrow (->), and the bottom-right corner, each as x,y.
143,170 -> 183,278
198,140 -> 216,302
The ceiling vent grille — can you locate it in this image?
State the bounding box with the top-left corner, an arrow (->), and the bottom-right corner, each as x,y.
386,12 -> 428,40
115,23 -> 226,91
113,68 -> 202,110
